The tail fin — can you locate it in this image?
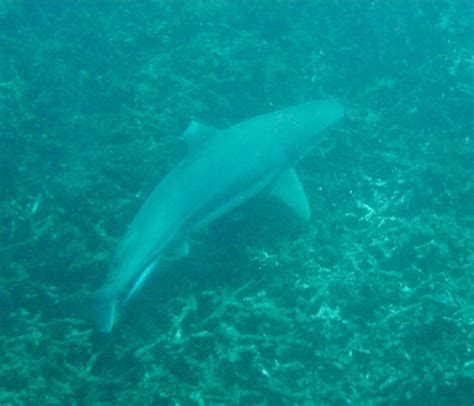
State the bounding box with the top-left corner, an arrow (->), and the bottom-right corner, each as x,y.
89,289 -> 116,334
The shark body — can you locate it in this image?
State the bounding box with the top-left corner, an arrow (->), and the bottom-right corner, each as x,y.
92,100 -> 344,333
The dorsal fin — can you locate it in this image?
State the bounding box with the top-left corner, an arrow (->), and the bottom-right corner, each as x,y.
182,121 -> 219,151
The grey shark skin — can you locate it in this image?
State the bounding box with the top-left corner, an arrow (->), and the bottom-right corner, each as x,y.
92,100 -> 344,333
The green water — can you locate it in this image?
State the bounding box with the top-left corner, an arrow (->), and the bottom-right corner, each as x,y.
0,1 -> 473,404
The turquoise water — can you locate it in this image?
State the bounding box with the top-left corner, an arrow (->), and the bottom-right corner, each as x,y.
1,1 -> 473,404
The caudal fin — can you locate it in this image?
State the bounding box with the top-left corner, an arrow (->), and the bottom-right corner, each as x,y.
90,289 -> 116,334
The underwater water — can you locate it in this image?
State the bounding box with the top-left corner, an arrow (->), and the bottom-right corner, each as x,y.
0,0 -> 473,404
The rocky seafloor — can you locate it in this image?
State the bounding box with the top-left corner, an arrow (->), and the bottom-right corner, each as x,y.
0,1 -> 473,404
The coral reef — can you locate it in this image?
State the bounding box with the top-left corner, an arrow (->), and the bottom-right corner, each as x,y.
0,0 -> 472,404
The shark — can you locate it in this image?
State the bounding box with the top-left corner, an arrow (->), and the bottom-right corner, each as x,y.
91,100 -> 344,333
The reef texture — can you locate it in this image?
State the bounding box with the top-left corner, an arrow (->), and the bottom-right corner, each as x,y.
0,1 -> 473,404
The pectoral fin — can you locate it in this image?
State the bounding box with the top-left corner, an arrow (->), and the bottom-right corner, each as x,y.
269,168 -> 311,222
